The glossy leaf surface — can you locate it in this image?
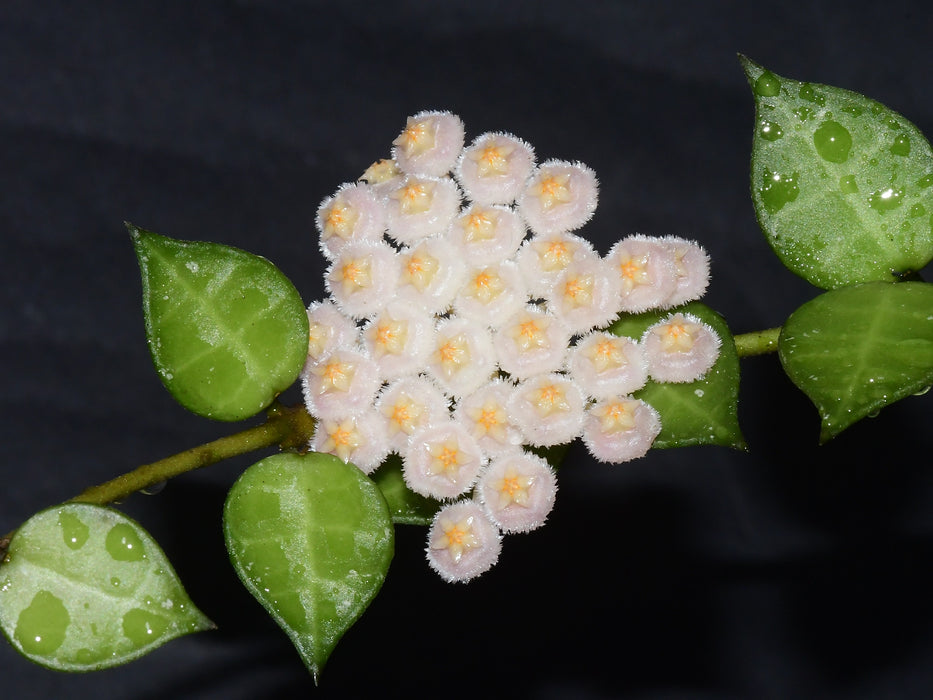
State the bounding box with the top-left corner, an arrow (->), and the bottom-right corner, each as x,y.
742,57 -> 933,289
223,453 -> 393,681
779,281 -> 933,442
131,224 -> 309,421
609,302 -> 745,449
0,504 -> 212,671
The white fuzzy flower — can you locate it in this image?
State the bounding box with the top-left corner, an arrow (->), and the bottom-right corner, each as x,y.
315,182 -> 387,260
304,299 -> 360,365
568,331 -> 649,399
375,376 -> 451,453
518,160 -> 598,235
493,306 -> 571,380
581,397 -> 661,463
301,348 -> 381,418
425,316 -> 498,398
361,302 -> 434,380
325,240 -> 400,319
547,255 -> 623,334
515,232 -> 598,299
478,451 -> 557,533
392,110 -> 465,177
455,131 -> 536,205
385,175 -> 462,245
453,379 -> 523,457
311,411 -> 390,474
446,204 -> 526,267
426,500 -> 501,583
403,421 -> 485,499
508,373 -> 586,447
606,235 -> 678,313
641,312 -> 721,383
453,260 -> 527,328
660,235 -> 711,307
396,236 -> 470,315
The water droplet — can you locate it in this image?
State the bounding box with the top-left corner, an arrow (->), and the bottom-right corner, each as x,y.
910,204 -> 926,218
14,590 -> 69,655
758,170 -> 800,214
111,576 -> 121,588
867,187 -> 905,214
754,71 -> 781,97
140,480 -> 167,496
914,386 -> 931,396
58,511 -> 89,551
105,524 -> 146,562
916,174 -> 933,189
759,120 -> 784,141
867,409 -> 880,418
813,120 -> 852,163
121,608 -> 168,646
793,106 -> 814,122
76,648 -> 96,664
841,102 -> 864,117
799,82 -> 826,106
839,175 -> 858,194
890,134 -> 911,156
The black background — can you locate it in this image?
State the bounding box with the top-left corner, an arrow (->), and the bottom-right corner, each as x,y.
3,2 -> 933,698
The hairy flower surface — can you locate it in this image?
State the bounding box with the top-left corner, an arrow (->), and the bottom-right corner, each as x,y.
403,422 -> 485,499
426,500 -> 501,583
582,397 -> 662,463
642,312 -> 722,383
478,451 -> 557,533
569,331 -> 649,399
518,160 -> 598,235
392,110 -> 466,177
455,131 -> 536,205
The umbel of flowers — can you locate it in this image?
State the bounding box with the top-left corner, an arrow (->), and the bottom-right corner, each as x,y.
303,111 -> 720,582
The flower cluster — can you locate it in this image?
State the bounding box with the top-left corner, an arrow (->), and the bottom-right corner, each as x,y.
303,110 -> 720,582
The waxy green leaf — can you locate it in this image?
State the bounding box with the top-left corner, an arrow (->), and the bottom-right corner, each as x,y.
130,224 -> 309,421
742,57 -> 933,289
0,504 -> 212,671
779,281 -> 933,442
223,453 -> 394,682
609,303 -> 744,449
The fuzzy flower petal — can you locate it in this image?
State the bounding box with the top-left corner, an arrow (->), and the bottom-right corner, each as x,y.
304,299 -> 360,366
426,317 -> 497,398
508,373 -> 586,447
385,175 -> 462,245
375,376 -> 451,453
311,411 -> 390,475
453,379 -> 523,457
426,500 -> 501,583
581,397 -> 662,463
392,110 -> 465,177
396,236 -> 470,315
325,240 -> 400,319
403,422 -> 485,499
478,451 -> 557,533
548,255 -> 624,334
361,302 -> 434,380
660,235 -> 711,307
568,331 -> 649,399
641,312 -> 721,383
455,131 -> 536,205
446,204 -> 526,267
518,159 -> 598,235
493,306 -> 571,380
316,182 -> 387,260
606,235 -> 678,313
301,348 -> 381,418
515,232 -> 598,299
453,260 -> 527,328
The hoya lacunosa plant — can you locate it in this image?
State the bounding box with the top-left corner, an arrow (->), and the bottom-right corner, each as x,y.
1,58 -> 931,683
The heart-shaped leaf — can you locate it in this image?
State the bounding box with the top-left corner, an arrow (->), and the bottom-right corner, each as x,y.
223,452 -> 394,682
0,504 -> 212,671
130,224 -> 309,421
741,56 -> 933,289
779,281 -> 933,442
609,302 -> 745,449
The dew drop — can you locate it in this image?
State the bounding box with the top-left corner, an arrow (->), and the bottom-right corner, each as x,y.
111,576 -> 121,588
916,174 -> 933,189
867,187 -> 905,214
799,82 -> 826,106
841,102 -> 864,117
59,511 -> 89,551
105,524 -> 146,562
909,204 -> 926,218
14,590 -> 69,656
758,170 -> 800,214
759,120 -> 784,141
914,386 -> 931,396
813,120 -> 852,163
793,106 -> 814,122
839,175 -> 858,194
140,480 -> 167,496
121,608 -> 168,646
890,134 -> 911,156
754,71 -> 781,97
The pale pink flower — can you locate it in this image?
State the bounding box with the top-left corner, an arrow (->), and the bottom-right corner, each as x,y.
478,451 -> 557,533
301,348 -> 381,418
453,379 -> 523,457
311,411 -> 390,474
508,373 -> 586,447
548,255 -> 623,334
493,306 -> 571,380
385,175 -> 462,245
403,421 -> 485,499
426,499 -> 501,583
375,376 -> 451,453
641,312 -> 721,383
568,331 -> 649,399
581,397 -> 662,463
392,110 -> 465,177
446,204 -> 525,267
304,299 -> 360,366
315,182 -> 386,260
453,260 -> 527,328
515,231 -> 598,299
396,236 -> 469,315
455,131 -> 536,205
606,235 -> 678,313
660,235 -> 711,307
425,317 -> 498,398
324,239 -> 400,319
518,160 -> 598,235
361,302 -> 434,380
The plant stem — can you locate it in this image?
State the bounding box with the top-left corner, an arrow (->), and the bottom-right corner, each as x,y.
734,327 -> 781,357
0,402 -> 315,558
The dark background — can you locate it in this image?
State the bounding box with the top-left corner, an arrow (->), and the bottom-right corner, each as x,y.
2,2 -> 933,698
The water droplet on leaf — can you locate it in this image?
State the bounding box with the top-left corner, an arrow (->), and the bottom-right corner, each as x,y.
867,187 -> 905,213
58,512 -> 89,551
754,71 -> 781,96
813,120 -> 852,163
14,591 -> 69,655
105,524 -> 146,562
890,134 -> 911,156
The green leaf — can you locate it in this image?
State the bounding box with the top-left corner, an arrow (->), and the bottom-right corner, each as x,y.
609,302 -> 745,449
371,455 -> 441,526
741,56 -> 933,289
778,281 -> 933,442
0,504 -> 212,671
223,452 -> 394,682
130,224 -> 309,421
